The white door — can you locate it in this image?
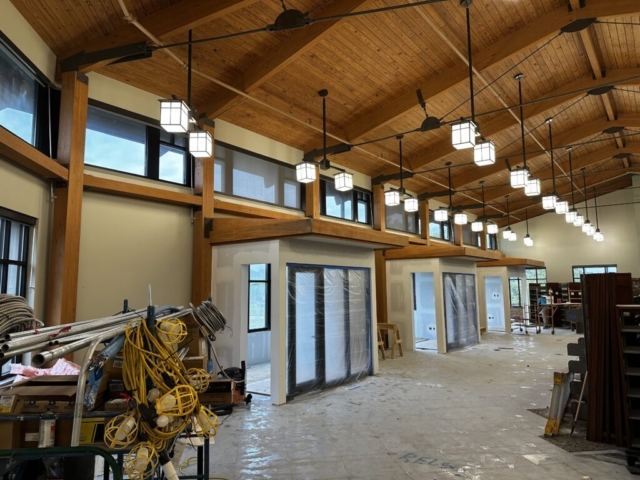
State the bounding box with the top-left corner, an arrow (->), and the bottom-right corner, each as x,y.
485,276 -> 506,331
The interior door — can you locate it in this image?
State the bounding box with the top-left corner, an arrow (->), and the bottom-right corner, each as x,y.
484,276 -> 506,331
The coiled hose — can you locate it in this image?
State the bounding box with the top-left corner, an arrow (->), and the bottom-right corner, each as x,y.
0,295 -> 42,338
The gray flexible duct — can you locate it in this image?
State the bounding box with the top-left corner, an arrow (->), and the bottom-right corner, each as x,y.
0,295 -> 42,338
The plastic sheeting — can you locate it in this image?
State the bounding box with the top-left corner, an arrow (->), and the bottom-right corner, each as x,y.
286,266 -> 371,397
443,273 -> 479,351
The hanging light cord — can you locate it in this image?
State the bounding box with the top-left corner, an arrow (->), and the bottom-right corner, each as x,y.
322,93 -> 327,162
582,169 -> 590,222
187,30 -> 192,109
517,76 -> 527,170
568,149 -> 576,208
525,209 -> 529,236
481,182 -> 486,219
506,195 -> 511,227
593,187 -> 600,228
548,121 -> 556,195
465,5 -> 475,123
448,164 -> 453,211
398,135 -> 404,192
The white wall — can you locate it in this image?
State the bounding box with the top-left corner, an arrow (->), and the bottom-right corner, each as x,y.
500,187 -> 640,282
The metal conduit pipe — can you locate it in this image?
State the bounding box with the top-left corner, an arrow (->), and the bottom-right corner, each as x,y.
4,307 -> 149,340
48,326 -> 128,346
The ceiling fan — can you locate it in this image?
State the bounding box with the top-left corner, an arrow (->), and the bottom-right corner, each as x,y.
62,0 -> 447,71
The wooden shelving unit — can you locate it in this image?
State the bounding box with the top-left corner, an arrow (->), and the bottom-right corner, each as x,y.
617,305 -> 640,452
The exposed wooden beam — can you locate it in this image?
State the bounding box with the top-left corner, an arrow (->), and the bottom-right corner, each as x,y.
454,114 -> 640,189
383,244 -> 503,261
58,0 -> 259,74
419,201 -> 430,245
0,127 -> 68,180
341,0 -> 640,143
83,175 -> 202,206
209,217 -> 409,248
213,199 -> 303,220
198,0 -> 371,119
46,71 -> 88,327
477,258 -> 545,268
305,165 -> 321,219
372,185 -> 386,232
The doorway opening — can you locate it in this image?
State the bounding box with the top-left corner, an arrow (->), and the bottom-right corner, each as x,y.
484,276 -> 506,331
412,272 -> 437,351
246,264 -> 271,396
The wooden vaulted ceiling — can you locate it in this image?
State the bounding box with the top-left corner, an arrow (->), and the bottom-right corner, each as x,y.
11,0 -> 640,226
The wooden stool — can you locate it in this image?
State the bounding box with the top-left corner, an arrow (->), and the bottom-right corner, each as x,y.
377,323 -> 403,359
377,329 -> 386,360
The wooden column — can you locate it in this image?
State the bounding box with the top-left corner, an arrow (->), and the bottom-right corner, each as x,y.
45,71 -> 88,326
374,250 -> 388,324
192,120 -> 215,305
373,185 -> 386,231
454,223 -> 463,247
480,228 -> 488,251
304,165 -> 320,219
419,201 -> 431,245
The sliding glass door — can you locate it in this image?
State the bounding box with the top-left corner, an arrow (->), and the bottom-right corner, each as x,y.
287,265 -> 371,397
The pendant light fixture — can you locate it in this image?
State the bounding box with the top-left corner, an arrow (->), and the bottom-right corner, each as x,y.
447,161 -> 467,224
159,31 -> 212,156
385,135 -> 416,210
471,181 -> 486,232
564,148 -> 579,223
593,186 -> 604,242
296,90 -> 353,188
502,195 -> 513,239
452,3 -> 477,151
436,163 -> 455,222
581,169 -> 593,234
523,209 -> 533,247
511,74 -> 530,189
487,223 -> 498,234
573,172 -> 585,227
542,118 -> 558,209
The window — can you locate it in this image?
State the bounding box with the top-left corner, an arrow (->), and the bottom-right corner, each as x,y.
386,203 -> 418,234
0,208 -> 34,376
509,277 -> 522,307
159,131 -> 187,184
321,180 -> 372,225
249,264 -> 270,332
85,106 -> 147,175
0,45 -> 37,145
572,265 -> 618,283
462,224 -> 481,247
486,234 -> 498,251
215,142 -> 301,209
428,210 -> 453,242
526,268 -> 547,290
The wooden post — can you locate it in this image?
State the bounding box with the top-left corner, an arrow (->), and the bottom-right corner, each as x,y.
192,120 -> 215,305
419,201 -> 430,245
45,71 -> 88,326
304,165 -> 320,219
375,250 -> 388,324
454,223 -> 463,247
480,228 -> 488,251
373,185 -> 386,231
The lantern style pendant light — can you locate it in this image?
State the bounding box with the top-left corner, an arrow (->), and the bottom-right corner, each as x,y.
565,147 -> 579,223
511,74 -> 531,189
509,230 -> 517,241
581,168 -> 593,234
453,4 -> 483,153
593,186 -> 604,242
296,162 -> 317,183
541,118 -> 558,209
523,209 -> 533,247
454,212 -> 468,225
404,197 -> 419,213
487,223 -> 498,234
334,171 -> 353,192
189,131 -> 213,158
503,195 -> 513,239
435,207 -> 449,222
160,100 -> 189,133
471,181 -> 487,232
384,189 -> 400,206
555,199 -> 569,214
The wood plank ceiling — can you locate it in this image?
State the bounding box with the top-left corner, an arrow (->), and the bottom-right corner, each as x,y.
11,0 -> 640,226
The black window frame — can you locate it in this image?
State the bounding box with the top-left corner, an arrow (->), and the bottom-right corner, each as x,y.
572,264 -> 618,283
509,277 -> 523,308
385,203 -> 419,234
320,178 -> 372,225
486,234 -> 498,250
428,210 -> 454,242
462,223 -> 482,247
248,264 -> 271,333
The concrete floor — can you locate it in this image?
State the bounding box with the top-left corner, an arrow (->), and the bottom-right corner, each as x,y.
181,330 -> 633,480
247,362 -> 271,396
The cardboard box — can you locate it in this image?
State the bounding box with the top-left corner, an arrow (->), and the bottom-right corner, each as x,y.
104,398 -> 129,412
198,379 -> 233,406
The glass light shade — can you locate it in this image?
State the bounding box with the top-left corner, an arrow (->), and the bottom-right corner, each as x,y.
573,214 -> 584,227
581,221 -> 591,233
524,177 -> 541,196
594,230 -> 604,242
451,120 -> 477,150
404,197 -> 419,212
524,235 -> 533,247
160,99 -> 189,133
502,227 -> 512,239
510,168 -> 529,188
334,172 -> 353,192
384,189 -> 400,206
189,130 -> 213,158
473,140 -> 496,166
585,225 -> 595,236
434,208 -> 449,222
509,231 -> 517,241
542,194 -> 558,210
487,223 -> 498,234
471,221 -> 484,232
565,210 -> 577,223
454,212 -> 468,225
296,162 -> 317,183
555,200 -> 569,214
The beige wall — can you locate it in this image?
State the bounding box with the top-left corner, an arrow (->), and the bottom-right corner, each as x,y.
500,187 -> 640,282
